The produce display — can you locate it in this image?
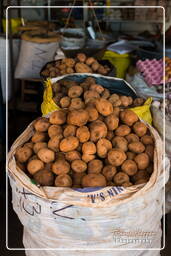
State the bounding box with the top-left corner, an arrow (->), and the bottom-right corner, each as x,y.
15,77 -> 154,188
41,53 -> 111,78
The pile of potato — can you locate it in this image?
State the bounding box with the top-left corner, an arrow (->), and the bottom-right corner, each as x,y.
41,53 -> 110,78
15,77 -> 154,188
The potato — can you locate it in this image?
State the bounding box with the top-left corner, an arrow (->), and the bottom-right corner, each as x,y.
104,114 -> 119,131
33,142 -> 47,154
113,172 -> 129,185
65,151 -> 81,162
72,172 -> 86,185
113,107 -> 120,117
133,122 -> 147,137
89,120 -> 107,142
16,161 -> 26,172
63,125 -> 77,137
67,109 -> 89,126
97,138 -> 112,158
106,131 -> 114,140
86,106 -> 99,122
145,145 -> 154,160
75,63 -> 92,73
52,82 -> 61,93
85,97 -> 97,106
27,159 -> 44,175
122,182 -> 133,187
52,159 -> 70,175
31,132 -> 47,143
82,154 -> 95,163
95,98 -> 113,116
48,136 -> 61,152
33,169 -> 54,186
112,136 -> 128,152
89,84 -> 104,94
15,146 -> 33,163
60,136 -> 79,152
80,82 -> 90,92
76,126 -> 90,143
134,153 -> 150,170
60,96 -> 71,108
69,98 -> 85,110
108,149 -> 127,166
141,135 -> 154,145
102,165 -> 117,181
28,155 -> 38,162
125,133 -> 139,143
86,57 -> 96,66
84,90 -> 100,101
97,65 -> 107,75
44,162 -> 53,171
82,141 -> 96,155
66,67 -> 74,74
135,179 -> 148,185
92,62 -> 100,71
63,58 -> 75,67
85,77 -> 96,85
88,159 -> 103,174
133,170 -> 149,182
49,110 -> 66,125
48,125 -> 63,139
77,53 -> 86,62
121,160 -> 138,176
101,88 -> 110,99
55,174 -> 72,187
120,96 -> 130,107
68,85 -> 83,98
133,98 -> 144,106
115,125 -> 131,137
81,174 -> 107,187
108,94 -> 120,104
71,160 -> 87,173
120,110 -> 138,126
24,142 -> 34,149
113,100 -> 122,107
37,148 -> 55,163
34,117 -> 50,132
126,151 -> 136,160
128,142 -> 145,154
58,63 -> 66,70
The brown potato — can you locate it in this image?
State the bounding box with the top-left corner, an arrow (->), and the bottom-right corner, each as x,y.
34,117 -> 50,132
65,151 -> 81,162
112,136 -> 128,152
125,133 -> 139,143
113,172 -> 129,185
134,153 -> 150,170
113,107 -> 120,117
91,62 -> 100,72
119,96 -> 130,107
85,77 -> 96,85
128,142 -> 145,154
86,106 -> 99,122
69,98 -> 85,110
101,88 -> 110,99
120,110 -> 138,126
28,155 -> 38,162
81,174 -> 107,187
106,131 -> 114,140
60,96 -> 71,108
82,154 -> 95,163
97,138 -> 112,158
75,63 -> 92,73
49,110 -> 66,125
133,122 -> 147,137
108,149 -> 127,166
37,148 -> 55,163
141,135 -> 154,145
133,170 -> 149,182
122,182 -> 133,187
113,100 -> 122,107
48,125 -> 63,139
71,160 -> 87,173
66,67 -> 74,74
52,82 -> 61,93
135,179 -> 148,185
63,58 -> 75,67
33,142 -> 47,154
97,65 -> 107,75
82,141 -> 96,155
53,93 -> 64,104
31,132 -> 47,143
102,165 -> 117,181
76,126 -> 90,143
89,120 -> 107,142
48,136 -> 61,152
85,97 -> 97,107
77,53 -> 86,62
24,142 -> 34,149
27,159 -> 44,175
72,172 -> 86,185
68,85 -> 83,98
115,125 -> 131,137
55,174 -> 72,187
126,151 -> 136,160
89,84 -> 104,94
145,145 -> 154,160
104,114 -> 119,131
16,161 -> 26,172
88,159 -> 103,174
63,125 -> 77,137
52,159 -> 70,175
121,160 -> 138,176
44,162 -> 53,171
84,90 -> 100,101
15,146 -> 33,163
95,98 -> 113,116
128,96 -> 133,105
133,98 -> 144,107
108,94 -> 120,104
67,109 -> 89,126
60,136 -> 79,152
33,169 -> 54,186
80,82 -> 90,92
86,57 -> 96,66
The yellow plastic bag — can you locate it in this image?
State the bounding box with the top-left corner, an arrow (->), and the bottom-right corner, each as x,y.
2,18 -> 22,34
41,79 -> 60,115
130,98 -> 153,125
